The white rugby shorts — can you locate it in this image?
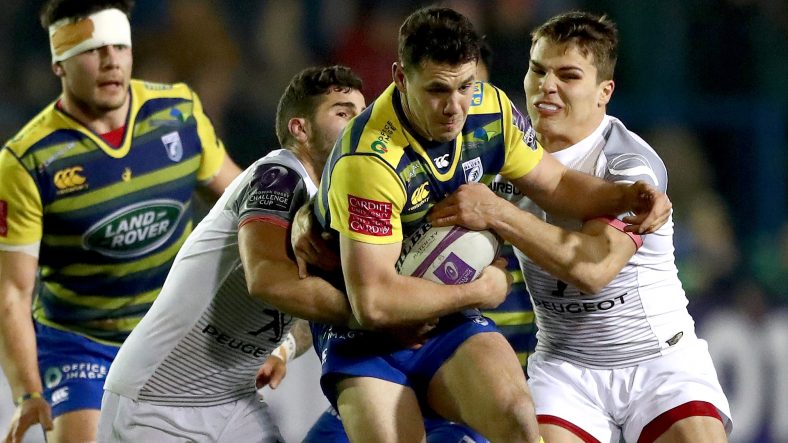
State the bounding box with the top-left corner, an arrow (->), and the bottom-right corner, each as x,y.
97,390 -> 283,442
527,337 -> 732,443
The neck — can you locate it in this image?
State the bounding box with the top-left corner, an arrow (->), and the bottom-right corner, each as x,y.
60,91 -> 130,134
290,145 -> 321,185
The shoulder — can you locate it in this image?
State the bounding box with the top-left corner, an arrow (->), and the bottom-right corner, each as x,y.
468,81 -> 508,116
602,117 -> 668,189
339,86 -> 407,168
3,103 -> 62,158
130,79 -> 196,102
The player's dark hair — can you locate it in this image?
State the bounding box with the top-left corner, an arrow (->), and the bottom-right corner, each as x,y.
40,0 -> 134,28
398,7 -> 480,72
479,36 -> 493,73
531,11 -> 618,81
275,65 -> 363,148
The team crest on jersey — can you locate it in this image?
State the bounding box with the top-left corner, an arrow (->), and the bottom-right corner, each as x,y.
462,157 -> 483,183
161,131 -> 183,162
83,199 -> 184,258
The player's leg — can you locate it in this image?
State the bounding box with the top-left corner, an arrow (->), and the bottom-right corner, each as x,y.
647,414 -> 727,443
624,338 -> 731,443
303,406 -> 350,443
217,392 -> 283,443
427,331 -> 539,443
527,352 -> 621,443
36,323 -> 117,443
336,376 -> 426,443
47,410 -> 100,443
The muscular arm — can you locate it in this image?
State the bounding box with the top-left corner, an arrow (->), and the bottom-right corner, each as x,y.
339,235 -> 508,329
239,221 -> 354,325
490,203 -> 636,294
0,251 -> 42,399
429,183 -> 636,294
511,153 -> 670,233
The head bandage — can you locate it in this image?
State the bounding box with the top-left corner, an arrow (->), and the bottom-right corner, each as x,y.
49,8 -> 131,63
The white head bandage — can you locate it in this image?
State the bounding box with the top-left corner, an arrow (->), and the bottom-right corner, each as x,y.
48,8 -> 131,63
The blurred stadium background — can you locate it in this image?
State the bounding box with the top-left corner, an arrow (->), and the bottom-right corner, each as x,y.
1,0 -> 786,442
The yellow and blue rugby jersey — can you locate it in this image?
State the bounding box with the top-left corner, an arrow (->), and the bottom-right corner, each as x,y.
0,79 -> 227,344
315,82 -> 543,244
482,241 -> 536,371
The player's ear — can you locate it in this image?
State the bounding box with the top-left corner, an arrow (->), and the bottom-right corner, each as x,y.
393,62 -> 406,93
288,117 -> 309,144
598,79 -> 614,107
52,62 -> 65,77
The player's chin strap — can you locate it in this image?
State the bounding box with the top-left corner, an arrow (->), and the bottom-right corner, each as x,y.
48,8 -> 132,63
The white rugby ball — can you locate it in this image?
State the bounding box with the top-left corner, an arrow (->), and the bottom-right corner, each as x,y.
396,224 -> 500,285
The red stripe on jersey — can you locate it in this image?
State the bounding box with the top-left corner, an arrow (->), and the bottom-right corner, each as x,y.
0,200 -> 7,237
592,216 -> 644,249
637,401 -> 723,443
239,215 -> 290,230
537,414 -> 600,443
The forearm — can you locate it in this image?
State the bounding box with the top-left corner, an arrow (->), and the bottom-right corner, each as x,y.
347,273 -> 489,328
248,259 -> 353,326
290,319 -> 312,359
491,203 -> 631,294
534,168 -> 631,220
0,294 -> 42,398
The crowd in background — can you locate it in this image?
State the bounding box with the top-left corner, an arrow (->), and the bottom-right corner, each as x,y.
3,0 -> 784,311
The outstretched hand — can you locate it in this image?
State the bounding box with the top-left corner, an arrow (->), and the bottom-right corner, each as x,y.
621,181 -> 672,234
4,397 -> 52,443
256,355 -> 287,390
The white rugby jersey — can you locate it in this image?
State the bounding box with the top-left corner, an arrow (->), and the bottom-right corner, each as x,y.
104,149 -> 315,406
518,116 -> 695,369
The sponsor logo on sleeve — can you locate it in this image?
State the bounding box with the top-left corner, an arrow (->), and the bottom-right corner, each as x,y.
0,200 -> 7,237
371,121 -> 397,154
247,164 -> 299,212
347,195 -> 392,236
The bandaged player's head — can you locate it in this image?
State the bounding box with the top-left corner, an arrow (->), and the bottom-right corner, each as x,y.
41,0 -> 134,112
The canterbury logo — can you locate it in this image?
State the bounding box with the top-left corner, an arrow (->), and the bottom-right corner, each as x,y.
54,166 -> 86,190
410,182 -> 430,207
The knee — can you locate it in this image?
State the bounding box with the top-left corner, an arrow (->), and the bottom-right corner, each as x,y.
485,391 -> 540,442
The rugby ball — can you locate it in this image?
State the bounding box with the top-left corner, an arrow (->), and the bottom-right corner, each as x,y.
396,224 -> 500,285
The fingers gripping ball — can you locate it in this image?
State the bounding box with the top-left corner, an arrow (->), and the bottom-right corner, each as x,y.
396,224 -> 500,284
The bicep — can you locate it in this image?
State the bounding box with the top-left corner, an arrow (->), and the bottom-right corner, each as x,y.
339,235 -> 400,295
580,218 -> 638,274
510,153 -> 566,200
238,221 -> 291,268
